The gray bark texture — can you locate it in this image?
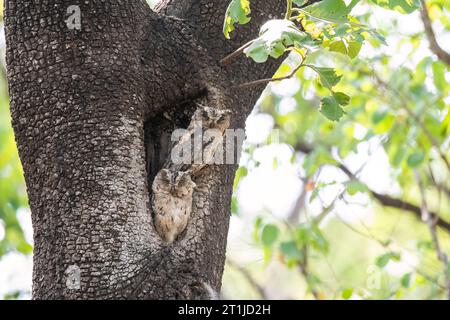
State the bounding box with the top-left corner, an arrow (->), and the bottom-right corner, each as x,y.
4,0 -> 284,299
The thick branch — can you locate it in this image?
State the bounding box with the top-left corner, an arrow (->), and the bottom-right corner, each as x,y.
156,0 -> 287,90
420,0 -> 450,66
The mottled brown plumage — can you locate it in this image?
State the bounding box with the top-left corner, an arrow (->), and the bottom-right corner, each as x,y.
152,169 -> 196,243
169,105 -> 232,173
152,106 -> 231,243
189,105 -> 232,133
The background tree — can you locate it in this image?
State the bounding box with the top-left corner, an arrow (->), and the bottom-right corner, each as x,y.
0,0 -> 449,300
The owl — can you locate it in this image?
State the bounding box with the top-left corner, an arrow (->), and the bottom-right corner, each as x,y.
151,169 -> 196,243
165,105 -> 231,174
189,105 -> 232,133
191,105 -> 231,172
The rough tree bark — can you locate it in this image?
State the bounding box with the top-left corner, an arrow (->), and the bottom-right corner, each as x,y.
4,0 -> 284,299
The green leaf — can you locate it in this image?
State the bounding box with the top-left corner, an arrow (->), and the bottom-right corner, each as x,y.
342,288 -> 353,300
263,246 -> 272,264
3,291 -> 21,300
16,241 -> 33,254
376,253 -> 391,268
231,196 -> 239,215
370,0 -> 420,14
244,19 -> 308,63
308,66 -> 348,121
407,151 -> 424,167
320,96 -> 345,121
372,109 -> 388,124
296,224 -> 310,246
401,273 -> 412,288
273,157 -> 279,170
233,166 -> 248,190
303,0 -> 351,21
347,0 -> 361,12
333,92 -> 350,106
310,66 -> 342,90
328,40 -> 362,59
432,61 -> 447,92
376,252 -> 400,268
223,0 -> 252,39
345,180 -> 368,195
329,40 -> 348,56
347,41 -> 363,58
280,241 -> 302,260
252,216 -> 263,241
261,224 -> 279,247
310,224 -> 329,253
244,40 -> 270,63
390,144 -> 407,167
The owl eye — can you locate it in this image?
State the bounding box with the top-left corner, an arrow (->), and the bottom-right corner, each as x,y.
202,111 -> 209,118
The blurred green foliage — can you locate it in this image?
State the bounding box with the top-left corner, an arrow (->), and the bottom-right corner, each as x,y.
0,69 -> 30,257
0,2 -> 32,299
0,0 -> 449,300
224,0 -> 450,300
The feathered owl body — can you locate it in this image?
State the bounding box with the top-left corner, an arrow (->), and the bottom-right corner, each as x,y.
151,105 -> 231,243
179,105 -> 232,174
152,169 -> 196,243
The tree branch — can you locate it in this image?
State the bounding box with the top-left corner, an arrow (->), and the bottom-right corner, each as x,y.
415,171 -> 450,299
220,40 -> 254,66
362,69 -> 450,173
293,142 -> 450,233
236,61 -> 305,89
420,0 -> 450,66
226,259 -> 269,299
157,0 -> 289,112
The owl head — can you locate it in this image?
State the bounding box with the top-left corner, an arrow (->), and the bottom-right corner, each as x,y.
193,105 -> 232,129
157,169 -> 196,197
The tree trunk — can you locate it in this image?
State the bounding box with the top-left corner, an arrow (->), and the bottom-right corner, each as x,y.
4,0 -> 284,299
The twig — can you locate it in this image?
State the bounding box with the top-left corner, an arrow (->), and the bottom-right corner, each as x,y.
428,165 -> 450,199
298,246 -> 321,299
237,61 -> 306,89
286,0 -> 293,19
292,141 -> 450,233
363,69 -> 450,172
415,171 -> 450,299
287,177 -> 308,225
334,212 -> 448,292
420,0 -> 450,66
284,176 -> 324,299
315,189 -> 345,224
220,40 -> 254,66
227,259 -> 269,299
298,0 -> 323,9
